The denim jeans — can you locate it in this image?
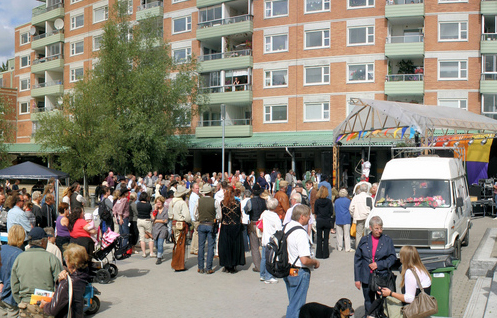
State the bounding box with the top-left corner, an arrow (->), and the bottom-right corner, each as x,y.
119,217 -> 130,248
283,268 -> 311,318
197,224 -> 216,270
155,238 -> 165,258
260,246 -> 274,281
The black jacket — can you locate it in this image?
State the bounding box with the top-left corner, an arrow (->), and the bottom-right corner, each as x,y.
44,270 -> 91,318
314,198 -> 333,221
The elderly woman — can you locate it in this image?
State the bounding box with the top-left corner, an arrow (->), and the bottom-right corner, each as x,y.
335,188 -> 352,252
41,244 -> 91,318
152,195 -> 170,265
314,186 -> 334,259
169,185 -> 191,271
55,203 -> 71,253
259,198 -> 282,283
68,207 -> 97,258
354,216 -> 396,314
0,225 -> 25,317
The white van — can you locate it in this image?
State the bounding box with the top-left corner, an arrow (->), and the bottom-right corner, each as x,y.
367,156 -> 471,259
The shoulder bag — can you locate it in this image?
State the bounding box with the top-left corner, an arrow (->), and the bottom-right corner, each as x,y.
402,270 -> 438,318
369,269 -> 397,293
350,223 -> 357,237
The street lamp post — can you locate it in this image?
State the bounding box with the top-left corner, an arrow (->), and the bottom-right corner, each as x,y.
221,104 -> 226,181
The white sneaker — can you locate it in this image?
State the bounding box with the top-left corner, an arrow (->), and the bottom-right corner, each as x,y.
150,253 -> 157,258
265,278 -> 278,284
260,277 -> 265,281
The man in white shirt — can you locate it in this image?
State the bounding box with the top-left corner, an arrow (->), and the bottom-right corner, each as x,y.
283,204 -> 320,318
283,193 -> 301,225
189,183 -> 200,255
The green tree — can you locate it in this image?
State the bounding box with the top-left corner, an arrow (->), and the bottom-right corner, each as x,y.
0,62 -> 7,73
0,93 -> 16,168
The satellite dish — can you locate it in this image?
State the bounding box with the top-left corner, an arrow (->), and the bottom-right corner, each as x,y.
29,26 -> 37,35
54,19 -> 64,30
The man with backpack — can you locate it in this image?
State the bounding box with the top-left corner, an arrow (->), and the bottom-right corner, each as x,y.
283,204 -> 320,318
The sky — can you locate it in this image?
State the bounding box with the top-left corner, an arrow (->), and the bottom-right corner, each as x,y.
0,0 -> 40,66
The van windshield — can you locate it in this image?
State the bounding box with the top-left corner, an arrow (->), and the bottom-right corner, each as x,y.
375,179 -> 451,208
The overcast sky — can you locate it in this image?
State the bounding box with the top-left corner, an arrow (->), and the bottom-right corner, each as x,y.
0,0 -> 40,66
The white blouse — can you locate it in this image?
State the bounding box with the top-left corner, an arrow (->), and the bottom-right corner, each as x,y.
404,267 -> 432,303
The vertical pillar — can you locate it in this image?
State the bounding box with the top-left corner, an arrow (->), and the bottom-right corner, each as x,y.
257,151 -> 265,172
228,150 -> 232,176
193,150 -> 202,173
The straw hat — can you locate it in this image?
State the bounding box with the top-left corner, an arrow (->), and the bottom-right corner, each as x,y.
200,184 -> 213,194
174,185 -> 190,197
279,180 -> 289,188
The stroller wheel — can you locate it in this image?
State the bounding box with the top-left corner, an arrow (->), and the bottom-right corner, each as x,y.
86,296 -> 100,315
95,269 -> 111,284
106,264 -> 118,278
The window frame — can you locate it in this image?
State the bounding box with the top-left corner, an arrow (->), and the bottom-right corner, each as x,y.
347,26 -> 375,46
71,40 -> 85,56
173,47 -> 192,63
264,104 -> 288,123
438,60 -> 468,80
304,29 -> 330,49
71,13 -> 84,30
348,0 -> 374,9
482,94 -> 497,118
172,16 -> 192,34
70,67 -> 84,82
304,65 -> 330,86
347,63 -> 375,83
20,55 -> 31,69
20,102 -> 29,115
93,6 -> 109,24
93,35 -> 103,51
264,34 -> 289,53
265,0 -> 289,18
71,0 -> 83,3
264,69 -> 288,88
305,0 -> 330,13
19,78 -> 30,92
304,102 -> 330,122
20,32 -> 30,45
438,21 -> 468,42
438,98 -> 467,110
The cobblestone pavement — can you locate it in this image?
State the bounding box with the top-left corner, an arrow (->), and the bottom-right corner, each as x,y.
89,216 -> 494,318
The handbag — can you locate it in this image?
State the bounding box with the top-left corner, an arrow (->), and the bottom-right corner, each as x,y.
369,269 -> 397,293
176,221 -> 184,230
350,223 -> 357,237
402,270 -> 438,318
256,219 -> 263,231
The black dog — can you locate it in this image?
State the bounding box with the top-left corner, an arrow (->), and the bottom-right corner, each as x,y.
299,298 -> 354,318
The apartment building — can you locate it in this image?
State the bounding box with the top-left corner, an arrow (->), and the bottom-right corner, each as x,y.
4,0 -> 497,179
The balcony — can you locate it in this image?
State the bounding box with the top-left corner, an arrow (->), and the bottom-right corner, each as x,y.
195,118 -> 252,138
201,84 -> 252,105
32,2 -> 64,26
481,73 -> 497,94
481,34 -> 497,54
31,55 -> 64,74
31,106 -> 61,122
197,15 -> 253,41
385,0 -> 424,19
385,35 -> 424,58
136,1 -> 164,21
482,0 -> 497,15
31,80 -> 64,98
384,74 -> 424,95
31,30 -> 64,50
197,0 -> 231,8
199,49 -> 252,72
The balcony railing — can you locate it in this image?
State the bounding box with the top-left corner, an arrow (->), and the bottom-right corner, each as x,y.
386,0 -> 423,4
201,84 -> 252,93
32,54 -> 63,65
33,29 -> 63,41
198,14 -> 253,29
137,1 -> 163,11
386,35 -> 424,43
198,49 -> 252,62
482,73 -> 497,80
32,80 -> 63,89
482,33 -> 497,41
386,74 -> 424,81
198,118 -> 252,126
32,2 -> 63,17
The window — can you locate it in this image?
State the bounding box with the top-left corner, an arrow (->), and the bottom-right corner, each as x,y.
304,66 -> 330,85
305,30 -> 330,49
20,102 -> 29,114
20,55 -> 30,68
439,60 -> 467,80
264,69 -> 288,87
199,6 -> 222,23
483,54 -> 497,80
71,0 -> 83,3
439,22 -> 467,41
173,16 -> 192,34
20,78 -> 30,91
0,79 -> 3,87
173,47 -> 191,63
348,0 -> 374,8
265,0 -> 288,18
348,26 -> 374,45
71,41 -> 84,56
438,99 -> 467,110
483,94 -> 497,119
94,6 -> 109,23
173,0 -> 188,3
348,63 -> 374,82
70,68 -> 84,82
47,43 -> 61,57
125,0 -> 133,14
304,102 -> 330,122
20,32 -> 30,45
71,14 -> 84,30
93,35 -> 103,51
264,105 -> 287,122
265,34 -> 288,53
305,0 -> 330,12
439,0 -> 468,3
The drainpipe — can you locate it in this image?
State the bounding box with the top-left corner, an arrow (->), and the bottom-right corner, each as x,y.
285,147 -> 295,172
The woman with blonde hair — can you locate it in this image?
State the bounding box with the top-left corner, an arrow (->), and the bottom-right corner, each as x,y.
314,186 -> 334,259
152,195 -> 169,265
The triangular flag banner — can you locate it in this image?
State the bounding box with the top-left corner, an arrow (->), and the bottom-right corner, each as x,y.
393,127 -> 402,138
401,127 -> 408,139
363,131 -> 370,139
409,127 -> 415,139
346,132 -> 358,141
357,131 -> 363,139
384,128 -> 391,136
336,134 -> 343,142
372,129 -> 381,135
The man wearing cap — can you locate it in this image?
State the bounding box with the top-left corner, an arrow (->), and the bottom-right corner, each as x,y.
189,183 -> 200,255
243,184 -> 266,272
169,185 -> 191,271
194,184 -> 221,274
274,180 -> 290,220
7,193 -> 32,234
11,227 -> 64,307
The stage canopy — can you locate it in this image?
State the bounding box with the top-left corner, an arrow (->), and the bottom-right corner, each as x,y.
0,161 -> 68,180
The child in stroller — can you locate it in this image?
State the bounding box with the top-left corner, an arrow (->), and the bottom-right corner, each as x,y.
91,229 -> 131,284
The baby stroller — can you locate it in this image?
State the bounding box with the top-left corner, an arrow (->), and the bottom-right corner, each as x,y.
91,229 -> 131,284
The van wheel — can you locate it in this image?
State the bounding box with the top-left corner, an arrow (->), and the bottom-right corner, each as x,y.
452,238 -> 462,260
462,230 -> 469,247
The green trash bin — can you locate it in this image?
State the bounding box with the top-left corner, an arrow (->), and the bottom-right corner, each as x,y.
430,261 -> 458,317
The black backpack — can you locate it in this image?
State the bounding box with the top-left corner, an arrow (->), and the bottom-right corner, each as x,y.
98,199 -> 112,221
265,224 -> 306,278
300,194 -> 310,207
